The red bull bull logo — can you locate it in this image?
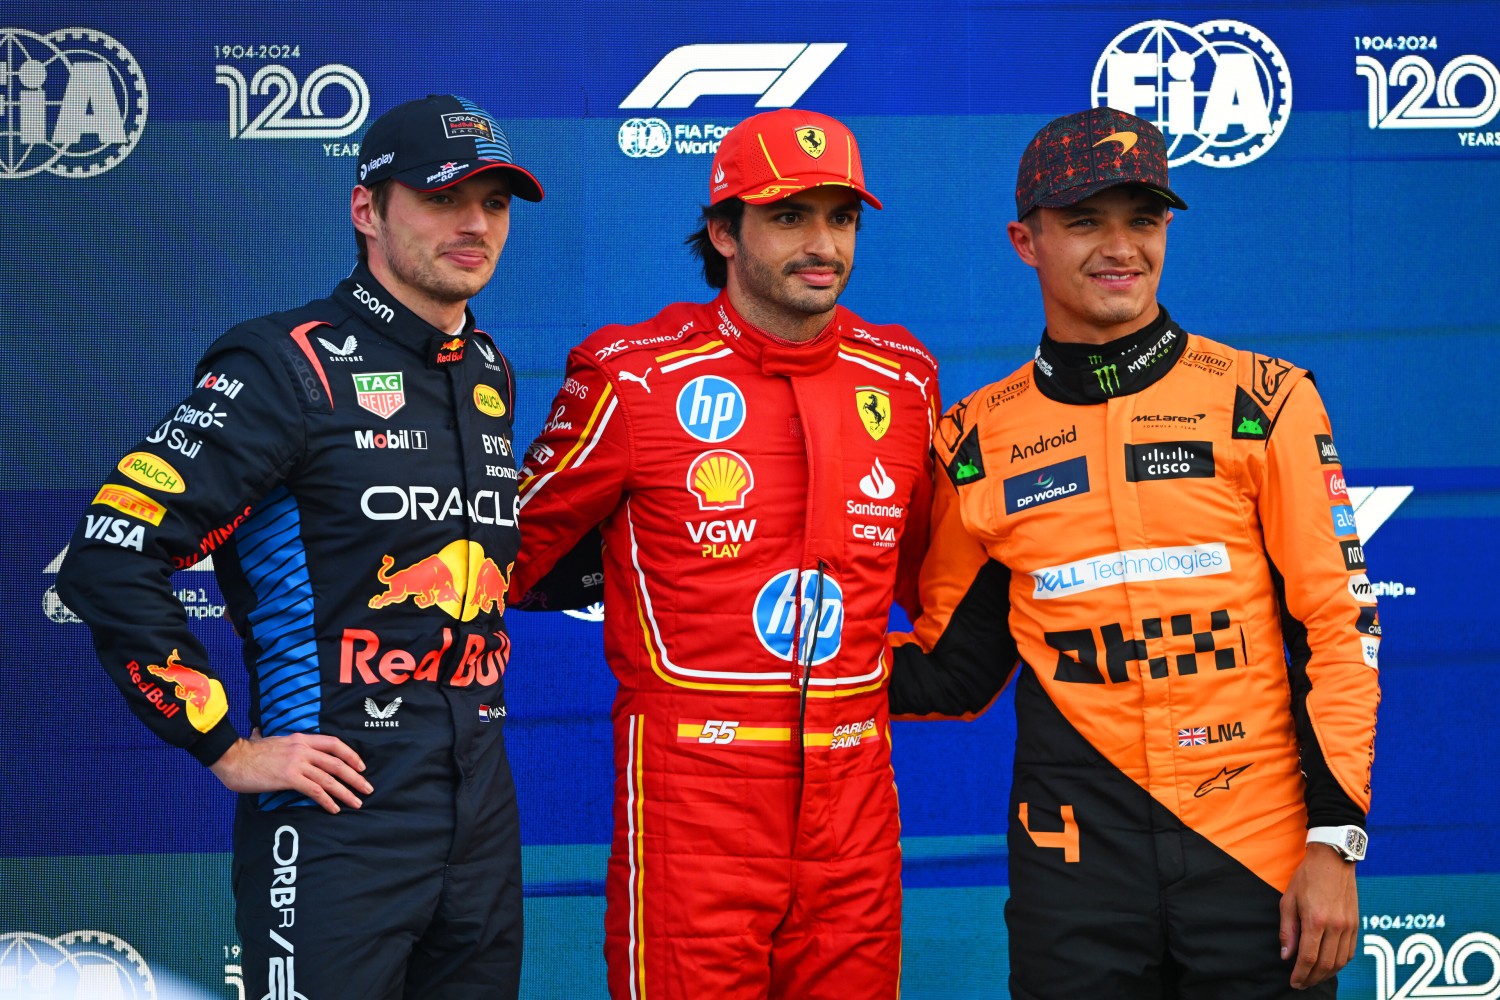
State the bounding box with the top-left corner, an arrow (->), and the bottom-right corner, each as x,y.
368,541 -> 514,621
435,336 -> 465,365
143,649 -> 229,733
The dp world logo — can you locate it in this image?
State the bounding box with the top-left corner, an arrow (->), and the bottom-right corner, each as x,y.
618,117 -> 670,157
0,27 -> 148,178
1092,20 -> 1291,167
753,569 -> 844,665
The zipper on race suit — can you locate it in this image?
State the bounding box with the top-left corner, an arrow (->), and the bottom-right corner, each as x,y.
796,559 -> 828,771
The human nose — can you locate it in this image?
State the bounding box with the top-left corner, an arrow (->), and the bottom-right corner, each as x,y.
454,198 -> 489,236
804,218 -> 838,259
1099,221 -> 1138,260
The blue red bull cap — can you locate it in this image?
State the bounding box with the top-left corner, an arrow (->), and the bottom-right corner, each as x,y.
355,94 -> 543,201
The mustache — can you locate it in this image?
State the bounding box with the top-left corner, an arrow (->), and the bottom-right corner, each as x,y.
782,256 -> 845,276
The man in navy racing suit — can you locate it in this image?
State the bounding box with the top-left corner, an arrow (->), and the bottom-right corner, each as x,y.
58,94 -> 543,1000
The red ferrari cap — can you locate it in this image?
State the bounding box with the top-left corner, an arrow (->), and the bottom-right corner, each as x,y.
709,109 -> 881,209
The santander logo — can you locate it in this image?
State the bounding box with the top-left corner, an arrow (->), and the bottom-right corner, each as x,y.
860,458 -> 895,499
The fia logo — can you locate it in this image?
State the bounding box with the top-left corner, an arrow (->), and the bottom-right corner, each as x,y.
0,27 -> 148,179
1092,20 -> 1292,167
216,63 -> 369,138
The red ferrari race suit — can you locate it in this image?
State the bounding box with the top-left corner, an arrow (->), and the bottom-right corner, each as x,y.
511,293 -> 938,999
890,309 -> 1380,998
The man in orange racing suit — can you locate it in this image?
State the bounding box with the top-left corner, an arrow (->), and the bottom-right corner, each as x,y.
510,109 -> 938,998
889,108 -> 1380,998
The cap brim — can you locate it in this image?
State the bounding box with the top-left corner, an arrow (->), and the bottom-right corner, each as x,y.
393,161 -> 544,201
724,178 -> 883,210
1029,178 -> 1186,215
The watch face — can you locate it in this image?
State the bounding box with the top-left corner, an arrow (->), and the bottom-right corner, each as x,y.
1344,828 -> 1368,859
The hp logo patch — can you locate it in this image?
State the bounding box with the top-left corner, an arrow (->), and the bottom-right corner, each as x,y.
753,569 -> 844,665
676,375 -> 746,443
1092,20 -> 1291,167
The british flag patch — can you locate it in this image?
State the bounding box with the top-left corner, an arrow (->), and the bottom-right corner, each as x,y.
1178,727 -> 1208,747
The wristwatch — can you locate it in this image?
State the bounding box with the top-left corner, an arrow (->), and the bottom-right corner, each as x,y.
1307,825 -> 1368,862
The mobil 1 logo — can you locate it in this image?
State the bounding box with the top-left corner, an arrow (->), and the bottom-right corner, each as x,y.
1125,441 -> 1214,482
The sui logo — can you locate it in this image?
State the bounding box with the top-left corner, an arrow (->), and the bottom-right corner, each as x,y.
753,569 -> 844,665
1092,20 -> 1292,167
216,63 -> 369,138
676,375 -> 746,443
0,27 -> 148,179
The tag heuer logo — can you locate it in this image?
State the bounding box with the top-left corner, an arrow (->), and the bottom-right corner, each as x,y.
353,372 -> 406,419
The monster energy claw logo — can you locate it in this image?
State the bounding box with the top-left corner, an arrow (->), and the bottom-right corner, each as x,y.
1094,363 -> 1121,394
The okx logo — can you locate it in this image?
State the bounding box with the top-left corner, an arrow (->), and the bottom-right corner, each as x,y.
1092,20 -> 1292,167
0,27 -> 148,178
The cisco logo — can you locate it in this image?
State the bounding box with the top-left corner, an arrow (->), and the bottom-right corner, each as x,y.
1092,20 -> 1292,167
0,27 -> 148,179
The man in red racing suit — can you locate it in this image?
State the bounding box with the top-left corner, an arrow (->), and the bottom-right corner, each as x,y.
510,109 -> 938,999
890,109 -> 1380,998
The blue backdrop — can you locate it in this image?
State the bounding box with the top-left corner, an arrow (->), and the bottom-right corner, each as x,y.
3,3 -> 1497,997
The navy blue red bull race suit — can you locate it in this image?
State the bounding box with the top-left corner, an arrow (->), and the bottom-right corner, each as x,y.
58,264 -> 524,999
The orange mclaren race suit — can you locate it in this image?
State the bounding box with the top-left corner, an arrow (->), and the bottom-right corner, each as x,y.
890,308 -> 1380,999
58,264 -> 525,999
510,293 -> 938,999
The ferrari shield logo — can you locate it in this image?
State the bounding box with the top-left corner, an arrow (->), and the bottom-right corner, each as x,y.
797,127 -> 827,158
856,387 -> 891,440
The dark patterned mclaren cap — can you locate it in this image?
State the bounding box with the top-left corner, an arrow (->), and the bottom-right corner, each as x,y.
1015,107 -> 1186,219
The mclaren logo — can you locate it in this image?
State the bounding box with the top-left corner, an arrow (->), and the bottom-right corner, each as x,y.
1094,130 -> 1138,153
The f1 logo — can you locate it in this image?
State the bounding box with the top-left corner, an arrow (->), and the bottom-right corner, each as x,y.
619,43 -> 847,109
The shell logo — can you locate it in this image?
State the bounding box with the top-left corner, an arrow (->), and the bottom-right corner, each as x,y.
686,449 -> 754,510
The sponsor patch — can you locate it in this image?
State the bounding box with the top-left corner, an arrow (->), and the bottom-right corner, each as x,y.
1356,606 -> 1381,637
1340,538 -> 1367,572
1324,469 -> 1350,503
986,375 -> 1030,408
1348,573 -> 1377,603
687,450 -> 754,510
474,383 -> 507,417
1232,387 -> 1269,439
117,452 -> 185,494
1360,635 -> 1381,670
1331,504 -> 1359,537
1003,456 -> 1089,514
677,375 -> 746,443
1030,543 -> 1230,599
1315,433 -> 1341,465
945,428 -> 987,488
753,569 -> 843,665
1010,425 -> 1077,463
855,386 -> 892,441
353,372 -> 405,419
93,484 -> 166,526
1124,441 -> 1214,482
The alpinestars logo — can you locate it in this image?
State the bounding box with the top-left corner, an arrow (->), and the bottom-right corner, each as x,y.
1093,20 -> 1292,167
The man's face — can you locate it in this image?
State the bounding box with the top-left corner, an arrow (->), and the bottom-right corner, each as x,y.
1007,185 -> 1171,343
359,172 -> 512,309
712,186 -> 861,330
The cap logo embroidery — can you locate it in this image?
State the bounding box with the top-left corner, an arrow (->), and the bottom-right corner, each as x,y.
1094,131 -> 1138,153
797,127 -> 826,158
